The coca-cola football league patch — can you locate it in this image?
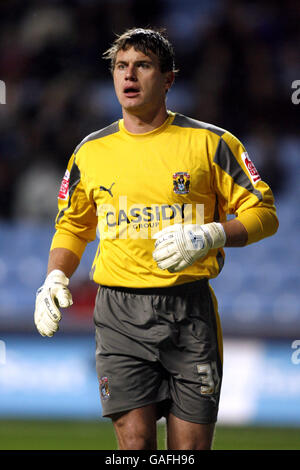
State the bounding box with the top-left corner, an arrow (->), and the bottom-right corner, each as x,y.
241,152 -> 261,184
58,169 -> 70,200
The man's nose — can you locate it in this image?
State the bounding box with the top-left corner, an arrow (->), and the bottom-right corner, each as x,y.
125,64 -> 137,81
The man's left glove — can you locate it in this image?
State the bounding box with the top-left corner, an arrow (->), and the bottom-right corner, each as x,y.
153,222 -> 226,272
34,269 -> 73,337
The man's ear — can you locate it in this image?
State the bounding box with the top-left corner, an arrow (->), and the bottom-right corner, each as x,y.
165,71 -> 175,92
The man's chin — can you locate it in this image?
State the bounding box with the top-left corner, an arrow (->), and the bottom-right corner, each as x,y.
122,101 -> 146,114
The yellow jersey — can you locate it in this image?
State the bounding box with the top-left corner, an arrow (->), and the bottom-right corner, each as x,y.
51,111 -> 278,287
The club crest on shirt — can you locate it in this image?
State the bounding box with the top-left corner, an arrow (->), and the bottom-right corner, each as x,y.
99,376 -> 110,400
173,172 -> 190,194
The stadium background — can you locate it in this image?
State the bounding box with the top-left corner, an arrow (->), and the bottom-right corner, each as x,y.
0,0 -> 299,450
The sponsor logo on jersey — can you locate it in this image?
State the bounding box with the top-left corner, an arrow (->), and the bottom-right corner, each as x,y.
106,204 -> 184,227
241,152 -> 261,184
96,199 -> 204,240
173,172 -> 190,194
99,376 -> 110,400
58,169 -> 70,200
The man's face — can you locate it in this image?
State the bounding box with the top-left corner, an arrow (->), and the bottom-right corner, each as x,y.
113,46 -> 173,115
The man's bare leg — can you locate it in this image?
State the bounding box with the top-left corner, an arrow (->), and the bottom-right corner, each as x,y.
166,413 -> 215,450
111,404 -> 158,450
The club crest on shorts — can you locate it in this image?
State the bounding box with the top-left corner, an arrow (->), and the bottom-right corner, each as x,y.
99,376 -> 110,400
173,172 -> 190,194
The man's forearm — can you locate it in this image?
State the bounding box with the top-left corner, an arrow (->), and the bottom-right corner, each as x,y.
221,219 -> 248,247
47,247 -> 80,278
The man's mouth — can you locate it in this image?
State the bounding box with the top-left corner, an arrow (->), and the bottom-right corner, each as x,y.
123,86 -> 140,97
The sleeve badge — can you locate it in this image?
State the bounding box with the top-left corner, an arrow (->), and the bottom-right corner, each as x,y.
58,169 -> 70,200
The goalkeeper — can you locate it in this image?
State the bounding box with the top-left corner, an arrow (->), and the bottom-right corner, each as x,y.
34,27 -> 278,450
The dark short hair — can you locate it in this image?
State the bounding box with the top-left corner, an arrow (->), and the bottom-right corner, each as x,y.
103,27 -> 177,74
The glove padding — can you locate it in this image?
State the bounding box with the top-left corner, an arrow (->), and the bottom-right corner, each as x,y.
153,223 -> 226,272
34,269 -> 73,337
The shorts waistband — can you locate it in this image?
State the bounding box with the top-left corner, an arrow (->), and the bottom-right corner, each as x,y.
100,279 -> 208,296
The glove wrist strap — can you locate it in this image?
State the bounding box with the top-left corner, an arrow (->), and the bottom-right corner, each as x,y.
201,222 -> 226,249
45,269 -> 69,285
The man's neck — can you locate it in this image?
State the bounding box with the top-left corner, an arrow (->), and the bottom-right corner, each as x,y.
122,106 -> 169,134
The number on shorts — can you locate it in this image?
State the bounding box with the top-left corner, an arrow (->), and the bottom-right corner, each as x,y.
197,362 -> 220,395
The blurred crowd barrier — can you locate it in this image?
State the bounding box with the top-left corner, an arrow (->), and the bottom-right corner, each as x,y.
0,335 -> 300,425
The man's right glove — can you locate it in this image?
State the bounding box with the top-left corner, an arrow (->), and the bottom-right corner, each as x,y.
34,269 -> 73,337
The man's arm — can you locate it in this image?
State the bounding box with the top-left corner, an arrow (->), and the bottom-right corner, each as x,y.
222,218 -> 248,247
35,149 -> 97,337
47,247 -> 80,278
153,130 -> 278,272
212,132 -> 279,245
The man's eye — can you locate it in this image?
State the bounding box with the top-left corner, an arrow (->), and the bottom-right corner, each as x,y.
138,63 -> 150,68
117,64 -> 126,70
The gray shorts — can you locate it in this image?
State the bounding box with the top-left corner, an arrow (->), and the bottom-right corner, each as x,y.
94,280 -> 223,424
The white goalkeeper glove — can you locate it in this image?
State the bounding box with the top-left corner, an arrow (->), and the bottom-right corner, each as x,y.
153,223 -> 226,272
34,269 -> 73,337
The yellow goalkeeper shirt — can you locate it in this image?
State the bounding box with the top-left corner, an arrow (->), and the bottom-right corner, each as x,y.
51,111 -> 278,288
